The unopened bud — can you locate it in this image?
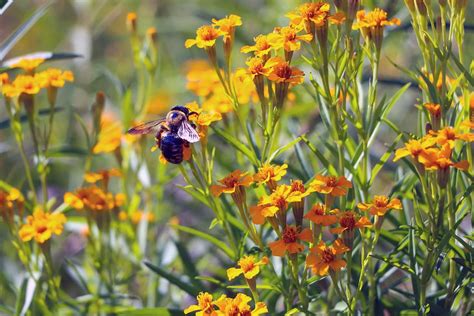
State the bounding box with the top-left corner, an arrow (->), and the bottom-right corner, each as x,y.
146,27 -> 158,44
126,12 -> 137,33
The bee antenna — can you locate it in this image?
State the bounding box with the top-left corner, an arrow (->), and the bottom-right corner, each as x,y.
188,111 -> 198,117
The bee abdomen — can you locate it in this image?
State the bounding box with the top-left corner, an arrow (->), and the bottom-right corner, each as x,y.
160,133 -> 184,164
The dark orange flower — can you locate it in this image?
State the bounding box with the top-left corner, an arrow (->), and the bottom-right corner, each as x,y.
429,126 -> 474,148
267,57 -> 304,85
306,239 -> 349,276
358,195 -> 402,216
268,225 -> 312,256
393,137 -> 436,162
304,203 -> 338,226
418,144 -> 469,171
330,210 -> 371,234
210,170 -> 254,197
308,175 -> 352,196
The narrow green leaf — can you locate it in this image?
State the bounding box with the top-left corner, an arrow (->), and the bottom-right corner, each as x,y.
143,261 -> 199,296
211,127 -> 259,166
171,224 -> 235,258
267,135 -> 303,163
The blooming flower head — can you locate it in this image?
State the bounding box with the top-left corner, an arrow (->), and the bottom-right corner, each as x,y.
304,203 -> 338,226
306,239 -> 349,276
0,188 -> 24,223
35,68 -> 74,88
214,293 -> 267,316
287,2 -> 345,34
245,57 -> 278,79
418,144 -> 469,171
358,195 -> 402,216
253,163 -> 287,190
393,137 -> 436,162
241,34 -> 277,59
330,210 -> 372,234
268,225 -> 312,256
185,25 -> 223,49
308,174 -> 352,197
353,8 -> 400,51
10,58 -> 45,73
64,186 -> 125,212
267,57 -> 304,85
185,60 -> 221,97
3,75 -> 41,98
184,292 -> 216,315
429,126 -> 474,148
0,73 -> 9,85
19,208 -> 66,244
210,170 -> 254,197
212,14 -> 242,44
186,101 -> 222,142
271,25 -> 313,53
227,255 -> 269,281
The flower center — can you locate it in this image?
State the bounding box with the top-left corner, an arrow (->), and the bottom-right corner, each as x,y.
326,176 -> 337,187
311,204 -> 325,216
36,225 -> 48,234
340,214 -> 356,230
374,196 -> 388,207
199,26 -> 218,41
322,249 -> 335,263
275,64 -> 292,79
283,226 -> 298,243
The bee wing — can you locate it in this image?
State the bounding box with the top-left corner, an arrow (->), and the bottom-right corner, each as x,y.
127,119 -> 165,135
178,121 -> 200,143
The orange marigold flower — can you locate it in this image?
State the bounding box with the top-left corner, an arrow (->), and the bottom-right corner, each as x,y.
429,126 -> 474,147
19,208 -> 66,244
10,58 -> 45,72
210,170 -> 253,197
306,239 -> 349,276
267,57 -> 304,85
423,103 -> 441,119
241,34 -> 276,59
35,68 -> 74,88
393,137 -> 436,162
214,293 -> 268,316
64,186 -> 125,212
185,60 -> 221,97
304,203 -> 338,226
186,101 -> 222,141
287,2 -> 345,34
253,163 -> 287,189
418,144 -> 469,171
330,210 -> 372,234
0,73 -> 9,85
245,57 -> 278,79
184,292 -> 215,315
0,187 -> 24,223
268,225 -> 312,256
227,255 -> 269,281
84,168 -> 122,187
358,195 -> 402,216
185,25 -> 223,49
308,174 -> 352,197
353,8 -> 400,51
255,184 -> 309,222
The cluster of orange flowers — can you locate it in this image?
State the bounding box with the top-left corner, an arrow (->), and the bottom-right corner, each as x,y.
185,292 -> 267,316
394,125 -> 473,186
211,164 -> 401,278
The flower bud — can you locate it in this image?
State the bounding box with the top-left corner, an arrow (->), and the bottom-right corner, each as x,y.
126,12 -> 137,33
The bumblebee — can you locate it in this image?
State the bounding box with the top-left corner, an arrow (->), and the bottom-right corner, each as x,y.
127,106 -> 200,164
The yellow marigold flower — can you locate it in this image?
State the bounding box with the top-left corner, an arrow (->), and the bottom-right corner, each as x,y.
267,57 -> 304,85
214,293 -> 267,316
64,186 -> 124,212
227,255 -> 269,281
212,14 -> 242,43
245,57 -> 277,79
304,203 -> 338,226
35,68 -> 74,88
185,25 -> 223,49
130,210 -> 155,224
393,137 -> 436,162
287,2 -> 345,34
11,74 -> 41,95
271,25 -> 313,53
184,292 -> 215,315
308,174 -> 352,196
429,126 -> 474,148
241,34 -> 276,59
358,195 -> 402,216
84,168 -> 122,187
353,8 -> 400,51
0,73 -> 9,85
19,208 -> 66,244
0,187 -> 24,223
185,60 -> 221,97
186,101 -> 222,141
254,163 -> 288,191
210,170 -> 253,197
418,144 -> 469,171
10,58 -> 45,72
93,113 -> 122,154
306,239 -> 349,276
269,225 -> 312,256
